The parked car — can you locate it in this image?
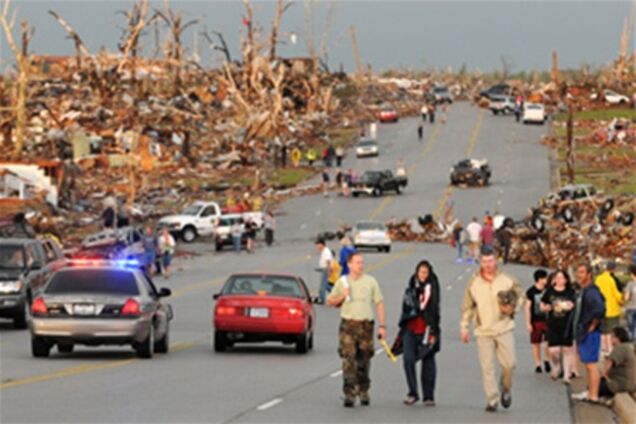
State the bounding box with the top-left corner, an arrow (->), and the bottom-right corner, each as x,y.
355,139 -> 379,158
351,170 -> 408,197
430,85 -> 453,104
480,83 -> 511,100
489,95 -> 515,115
450,158 -> 492,187
352,221 -> 392,252
75,227 -> 146,266
30,259 -> 173,358
213,273 -> 316,353
377,106 -> 399,123
214,215 -> 248,251
522,103 -> 546,124
602,89 -> 630,105
0,237 -> 65,329
159,201 -> 263,243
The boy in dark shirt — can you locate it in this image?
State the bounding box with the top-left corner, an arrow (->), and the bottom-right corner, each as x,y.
525,269 -> 551,373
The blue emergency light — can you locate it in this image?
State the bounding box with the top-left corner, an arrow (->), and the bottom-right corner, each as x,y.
68,259 -> 141,268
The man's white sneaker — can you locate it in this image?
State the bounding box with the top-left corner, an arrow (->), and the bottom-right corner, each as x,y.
571,390 -> 589,401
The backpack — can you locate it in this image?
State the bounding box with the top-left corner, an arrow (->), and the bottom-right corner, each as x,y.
328,261 -> 342,285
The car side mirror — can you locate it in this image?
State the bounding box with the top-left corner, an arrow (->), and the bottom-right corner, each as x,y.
158,287 -> 172,297
212,293 -> 221,300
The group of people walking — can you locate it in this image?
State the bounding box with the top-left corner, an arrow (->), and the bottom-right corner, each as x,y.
323,243 -> 635,411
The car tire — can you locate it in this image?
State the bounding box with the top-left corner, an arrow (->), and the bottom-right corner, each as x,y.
395,186 -> 401,195
154,324 -> 170,354
295,332 -> 309,354
136,326 -> 155,359
215,242 -> 223,252
58,343 -> 74,354
308,332 -> 314,351
181,226 -> 197,243
214,331 -> 228,352
385,246 -> 391,253
352,192 -> 359,198
372,188 -> 382,197
13,302 -> 29,329
620,212 -> 634,226
32,336 -> 51,358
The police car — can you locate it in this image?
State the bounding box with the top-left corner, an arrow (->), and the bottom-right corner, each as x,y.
29,259 -> 173,359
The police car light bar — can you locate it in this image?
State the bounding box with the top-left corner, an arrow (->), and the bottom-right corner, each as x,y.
68,259 -> 141,268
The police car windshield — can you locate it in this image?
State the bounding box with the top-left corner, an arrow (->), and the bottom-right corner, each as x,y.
224,276 -> 304,298
0,245 -> 25,270
46,269 -> 140,295
356,222 -> 385,231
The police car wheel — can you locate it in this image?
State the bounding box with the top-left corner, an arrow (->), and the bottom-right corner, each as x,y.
58,343 -> 74,354
154,324 -> 169,354
31,337 -> 51,358
136,326 -> 155,359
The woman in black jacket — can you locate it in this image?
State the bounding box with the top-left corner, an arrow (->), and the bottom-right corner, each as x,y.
399,260 -> 441,406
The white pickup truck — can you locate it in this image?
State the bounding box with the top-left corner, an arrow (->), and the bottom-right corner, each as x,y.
158,201 -> 264,242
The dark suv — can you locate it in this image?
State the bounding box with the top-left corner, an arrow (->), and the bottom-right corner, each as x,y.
0,238 -> 65,328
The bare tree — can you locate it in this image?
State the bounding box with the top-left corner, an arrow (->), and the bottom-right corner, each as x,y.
500,55 -> 514,81
116,0 -> 150,77
201,28 -> 232,63
154,1 -> 199,94
1,0 -> 30,159
48,10 -> 90,69
269,0 -> 293,61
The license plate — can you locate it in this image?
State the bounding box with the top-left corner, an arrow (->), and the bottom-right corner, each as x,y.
249,308 -> 268,318
73,304 -> 95,316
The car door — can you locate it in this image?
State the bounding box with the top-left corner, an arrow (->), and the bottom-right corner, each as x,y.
138,272 -> 170,338
197,206 -> 218,236
25,242 -> 49,298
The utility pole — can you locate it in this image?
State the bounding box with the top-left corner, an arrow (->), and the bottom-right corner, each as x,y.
349,25 -> 362,81
566,102 -> 575,184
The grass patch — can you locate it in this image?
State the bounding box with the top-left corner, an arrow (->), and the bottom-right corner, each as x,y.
267,168 -> 314,187
554,108 -> 636,122
326,127 -> 359,147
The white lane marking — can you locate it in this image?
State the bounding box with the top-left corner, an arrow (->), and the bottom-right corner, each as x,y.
330,370 -> 343,378
257,398 -> 283,411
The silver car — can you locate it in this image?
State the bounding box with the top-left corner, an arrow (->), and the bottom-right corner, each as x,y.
30,261 -> 173,359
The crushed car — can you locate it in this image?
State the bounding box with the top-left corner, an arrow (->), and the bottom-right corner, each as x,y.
450,159 -> 491,187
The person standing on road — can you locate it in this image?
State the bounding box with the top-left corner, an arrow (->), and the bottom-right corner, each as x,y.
244,219 -> 257,253
595,261 -> 623,354
417,124 -> 423,141
316,239 -> 334,304
328,252 -> 386,407
525,269 -> 551,374
460,247 -> 524,412
540,270 -> 577,383
142,226 -> 159,276
570,263 -> 605,404
428,103 -> 436,123
339,236 -> 356,277
231,219 -> 244,253
466,217 -> 482,263
399,260 -> 441,406
158,226 -> 176,278
321,169 -> 330,197
336,145 -> 345,167
480,220 -> 495,251
453,222 -> 465,263
306,148 -> 317,166
264,211 -> 276,247
623,265 -> 636,340
421,104 -> 428,121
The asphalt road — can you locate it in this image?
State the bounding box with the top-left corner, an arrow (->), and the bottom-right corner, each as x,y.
0,103 -> 570,423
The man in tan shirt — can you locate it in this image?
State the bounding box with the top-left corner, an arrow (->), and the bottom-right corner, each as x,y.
328,252 -> 386,408
460,247 -> 524,412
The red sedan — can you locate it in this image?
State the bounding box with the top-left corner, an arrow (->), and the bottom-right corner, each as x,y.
213,273 -> 316,354
378,106 -> 399,123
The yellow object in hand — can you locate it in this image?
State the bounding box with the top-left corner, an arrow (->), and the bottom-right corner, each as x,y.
379,339 -> 397,363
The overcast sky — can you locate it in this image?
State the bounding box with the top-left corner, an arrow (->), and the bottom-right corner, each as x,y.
1,0 -> 634,73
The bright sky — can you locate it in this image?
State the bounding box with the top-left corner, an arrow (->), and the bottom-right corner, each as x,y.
1,0 -> 634,73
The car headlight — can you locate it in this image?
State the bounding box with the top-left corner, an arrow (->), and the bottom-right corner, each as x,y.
0,280 -> 23,294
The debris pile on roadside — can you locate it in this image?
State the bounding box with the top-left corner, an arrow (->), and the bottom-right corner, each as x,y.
386,215 -> 452,244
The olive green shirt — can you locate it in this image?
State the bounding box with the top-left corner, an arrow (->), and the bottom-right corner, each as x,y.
607,343 -> 636,394
329,274 -> 384,321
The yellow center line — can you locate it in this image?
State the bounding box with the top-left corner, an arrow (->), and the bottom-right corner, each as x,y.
433,109 -> 486,219
368,195 -> 393,221
366,246 -> 416,273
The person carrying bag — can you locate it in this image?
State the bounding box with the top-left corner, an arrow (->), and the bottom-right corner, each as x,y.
395,260 -> 441,406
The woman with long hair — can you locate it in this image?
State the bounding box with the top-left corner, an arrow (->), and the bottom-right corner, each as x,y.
540,270 -> 577,384
398,260 -> 441,406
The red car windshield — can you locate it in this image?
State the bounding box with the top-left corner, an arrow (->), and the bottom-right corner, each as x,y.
223,276 -> 305,299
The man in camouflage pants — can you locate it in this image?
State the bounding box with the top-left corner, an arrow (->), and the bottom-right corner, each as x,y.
328,252 -> 386,407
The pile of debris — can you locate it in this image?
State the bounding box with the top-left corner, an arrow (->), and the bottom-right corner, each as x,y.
504,193 -> 635,268
386,215 -> 452,244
